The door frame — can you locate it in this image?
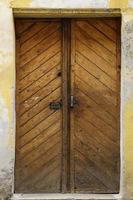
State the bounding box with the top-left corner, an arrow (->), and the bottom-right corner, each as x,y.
13,9 -> 122,200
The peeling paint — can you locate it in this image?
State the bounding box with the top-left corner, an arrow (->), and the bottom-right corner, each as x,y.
0,159 -> 14,199
124,99 -> 133,200
0,1 -> 15,199
121,13 -> 133,199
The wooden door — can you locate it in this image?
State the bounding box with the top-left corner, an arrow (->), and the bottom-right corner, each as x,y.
15,18 -> 120,194
15,19 -> 63,193
70,18 -> 120,193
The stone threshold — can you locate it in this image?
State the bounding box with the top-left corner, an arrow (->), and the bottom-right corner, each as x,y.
11,193 -> 122,200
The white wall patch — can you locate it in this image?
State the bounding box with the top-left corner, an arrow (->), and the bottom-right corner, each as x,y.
30,0 -> 109,8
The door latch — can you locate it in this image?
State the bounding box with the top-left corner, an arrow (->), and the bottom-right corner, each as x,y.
49,100 -> 62,110
70,95 -> 78,108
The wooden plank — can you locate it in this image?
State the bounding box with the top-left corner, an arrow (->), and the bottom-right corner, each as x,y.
75,77 -> 118,116
102,18 -> 117,30
76,89 -> 117,129
19,111 -> 60,147
61,19 -> 71,193
76,20 -> 116,54
19,121 -> 61,156
19,22 -> 46,43
20,30 -> 61,67
16,141 -> 61,177
75,25 -> 116,66
15,20 -> 34,35
20,22 -> 57,53
19,65 -> 61,103
19,77 -> 61,116
74,63 -> 117,105
87,19 -> 117,42
76,40 -> 117,80
76,52 -> 116,91
19,52 -> 61,91
20,87 -> 61,125
18,41 -> 61,80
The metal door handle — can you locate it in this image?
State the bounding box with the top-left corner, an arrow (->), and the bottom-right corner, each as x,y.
49,100 -> 62,110
70,95 -> 78,108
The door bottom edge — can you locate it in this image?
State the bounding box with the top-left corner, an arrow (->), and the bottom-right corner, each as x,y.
11,193 -> 122,200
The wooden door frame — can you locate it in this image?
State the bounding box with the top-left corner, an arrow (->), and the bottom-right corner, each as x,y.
13,9 -> 122,198
13,8 -> 121,18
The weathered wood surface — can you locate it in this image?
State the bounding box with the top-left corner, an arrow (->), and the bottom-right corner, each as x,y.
15,19 -> 63,193
15,18 -> 120,194
70,18 -> 120,193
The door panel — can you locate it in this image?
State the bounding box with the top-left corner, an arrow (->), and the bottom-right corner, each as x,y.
15,20 -> 63,193
70,19 -> 120,193
15,18 -> 120,194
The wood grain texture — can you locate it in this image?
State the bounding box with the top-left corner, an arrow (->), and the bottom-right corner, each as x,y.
15,18 -> 120,194
70,18 -> 120,194
15,19 -> 63,193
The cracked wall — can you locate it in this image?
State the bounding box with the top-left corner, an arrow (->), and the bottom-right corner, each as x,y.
0,0 -> 133,199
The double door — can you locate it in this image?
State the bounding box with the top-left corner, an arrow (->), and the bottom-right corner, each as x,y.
15,18 -> 120,194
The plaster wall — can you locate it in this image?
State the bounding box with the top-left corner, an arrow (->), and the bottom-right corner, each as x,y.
0,0 -> 133,199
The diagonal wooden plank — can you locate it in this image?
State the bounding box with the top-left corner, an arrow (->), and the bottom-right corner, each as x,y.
19,107 -> 55,137
102,19 -> 117,30
20,22 -> 60,54
76,88 -> 117,129
19,65 -> 61,103
19,52 -> 61,91
75,118 -> 119,156
75,155 -> 109,192
15,20 -> 35,35
16,143 -> 61,182
87,19 -> 117,42
76,21 -> 116,54
76,52 -> 117,91
35,166 -> 61,191
19,111 -> 60,147
18,44 -> 61,80
76,106 -> 118,142
76,39 -> 117,80
20,87 -> 61,125
20,21 -> 49,44
75,140 -> 119,185
35,161 -> 60,188
74,63 -> 117,106
20,30 -> 61,67
75,25 -> 116,66
75,76 -> 118,116
19,122 -> 61,156
19,77 -> 61,116
18,132 -> 61,167
75,149 -> 119,192
16,154 -> 61,192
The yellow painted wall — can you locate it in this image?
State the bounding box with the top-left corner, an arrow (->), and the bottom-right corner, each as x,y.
109,0 -> 129,8
0,0 -> 133,199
